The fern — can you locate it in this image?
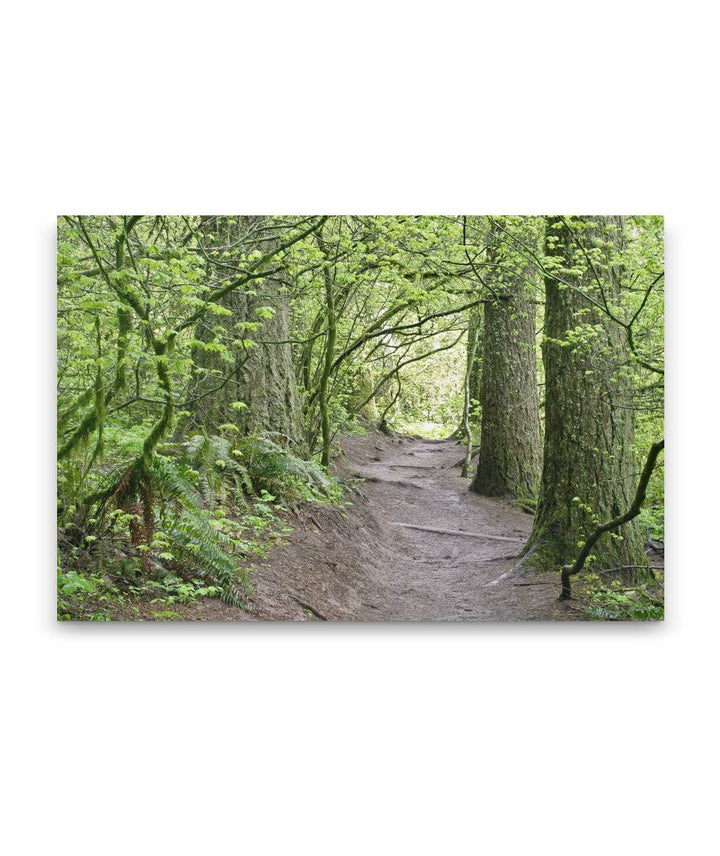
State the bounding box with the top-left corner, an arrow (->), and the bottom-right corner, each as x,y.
149,453 -> 248,605
68,430 -> 340,609
183,434 -> 253,507
234,432 -> 336,501
182,431 -> 335,503
165,508 -> 248,605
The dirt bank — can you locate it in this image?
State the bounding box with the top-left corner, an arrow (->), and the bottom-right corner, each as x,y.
183,430 -> 581,621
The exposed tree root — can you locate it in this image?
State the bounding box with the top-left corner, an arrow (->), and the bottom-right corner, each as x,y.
289,596 -> 327,621
392,523 -> 524,542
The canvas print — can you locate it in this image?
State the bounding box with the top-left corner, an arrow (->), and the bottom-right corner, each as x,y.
57,215 -> 664,621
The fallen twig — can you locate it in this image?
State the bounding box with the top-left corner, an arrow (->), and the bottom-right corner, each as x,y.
389,464 -> 433,470
512,581 -> 554,587
392,523 -> 524,542
290,596 -> 328,621
592,564 -> 664,575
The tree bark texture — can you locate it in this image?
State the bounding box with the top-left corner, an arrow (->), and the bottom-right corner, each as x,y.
471,218 -> 541,501
523,215 -> 646,571
190,216 -> 303,443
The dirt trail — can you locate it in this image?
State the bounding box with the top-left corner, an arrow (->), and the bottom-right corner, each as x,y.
335,433 -> 575,620
189,431 -> 579,621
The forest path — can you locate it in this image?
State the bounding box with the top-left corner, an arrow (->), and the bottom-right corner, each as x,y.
231,431 -> 578,621
338,433 -> 573,620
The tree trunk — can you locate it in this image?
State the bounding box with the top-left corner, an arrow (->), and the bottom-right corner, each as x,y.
523,215 -> 646,572
467,305 -> 483,427
317,228 -> 336,469
461,310 -> 481,477
189,216 -> 303,443
471,218 -> 541,501
349,366 -> 380,420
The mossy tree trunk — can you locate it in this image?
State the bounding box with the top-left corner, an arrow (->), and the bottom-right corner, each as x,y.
471,218 -> 541,501
190,216 -> 303,443
461,307 -> 482,476
466,304 -> 483,428
448,308 -> 482,442
316,226 -> 337,468
349,366 -> 380,420
523,215 -> 645,572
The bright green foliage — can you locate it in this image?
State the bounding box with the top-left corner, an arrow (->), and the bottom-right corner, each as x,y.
57,429 -> 341,616
57,569 -> 224,621
57,214 -> 663,619
582,574 -> 664,621
231,433 -> 342,504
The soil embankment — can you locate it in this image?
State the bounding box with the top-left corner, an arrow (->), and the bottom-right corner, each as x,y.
187,431 -> 578,621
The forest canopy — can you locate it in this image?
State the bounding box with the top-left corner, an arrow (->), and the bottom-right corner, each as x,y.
57,214 -> 664,620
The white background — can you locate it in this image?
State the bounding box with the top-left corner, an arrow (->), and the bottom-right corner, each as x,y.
2,1 -> 717,853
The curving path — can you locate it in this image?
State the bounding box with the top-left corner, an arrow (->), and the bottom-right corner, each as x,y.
339,434 -> 574,620
214,432 -> 580,621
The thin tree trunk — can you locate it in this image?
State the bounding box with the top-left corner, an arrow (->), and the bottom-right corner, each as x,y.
316,227 -> 336,468
461,315 -> 480,477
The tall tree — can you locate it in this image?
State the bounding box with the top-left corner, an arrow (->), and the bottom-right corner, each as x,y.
189,216 -> 303,442
522,215 -> 646,571
471,217 -> 541,501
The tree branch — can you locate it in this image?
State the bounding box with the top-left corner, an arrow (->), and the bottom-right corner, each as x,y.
560,439 -> 665,600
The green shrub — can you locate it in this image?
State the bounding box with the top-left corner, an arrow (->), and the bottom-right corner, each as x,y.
57,431 -> 344,616
582,575 -> 664,621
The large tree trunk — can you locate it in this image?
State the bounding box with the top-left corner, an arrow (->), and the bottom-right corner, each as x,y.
523,215 -> 645,572
471,218 -> 541,501
189,216 -> 303,443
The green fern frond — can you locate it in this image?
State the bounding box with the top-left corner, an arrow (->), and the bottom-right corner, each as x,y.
233,432 -> 336,501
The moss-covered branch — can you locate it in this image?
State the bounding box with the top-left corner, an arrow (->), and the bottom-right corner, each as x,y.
560,439 -> 665,600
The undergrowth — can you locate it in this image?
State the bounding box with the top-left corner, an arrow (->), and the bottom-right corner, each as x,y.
57,432 -> 342,620
579,572 -> 664,621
